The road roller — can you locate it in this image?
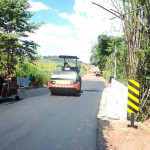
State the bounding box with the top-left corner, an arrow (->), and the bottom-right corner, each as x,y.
48,55 -> 82,96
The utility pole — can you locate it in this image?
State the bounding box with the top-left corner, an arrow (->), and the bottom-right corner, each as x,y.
0,28 -> 3,35
92,2 -> 121,79
114,44 -> 117,79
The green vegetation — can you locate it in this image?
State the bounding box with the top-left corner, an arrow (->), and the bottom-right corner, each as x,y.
16,59 -> 57,86
0,0 -> 88,87
79,64 -> 88,77
0,0 -> 40,75
91,0 -> 150,121
122,0 -> 150,121
90,35 -> 127,83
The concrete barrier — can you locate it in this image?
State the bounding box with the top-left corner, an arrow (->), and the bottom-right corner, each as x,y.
106,78 -> 128,120
17,78 -> 29,87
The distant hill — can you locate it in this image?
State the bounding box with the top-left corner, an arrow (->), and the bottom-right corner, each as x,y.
42,55 -> 83,64
43,56 -> 61,62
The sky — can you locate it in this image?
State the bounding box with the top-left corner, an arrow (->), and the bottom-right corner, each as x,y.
28,0 -> 123,63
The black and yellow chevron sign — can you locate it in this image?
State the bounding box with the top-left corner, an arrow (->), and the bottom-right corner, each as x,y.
127,80 -> 140,113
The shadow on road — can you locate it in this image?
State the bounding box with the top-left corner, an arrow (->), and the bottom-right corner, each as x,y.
0,98 -> 20,105
50,92 -> 82,97
83,89 -> 102,93
96,118 -> 110,150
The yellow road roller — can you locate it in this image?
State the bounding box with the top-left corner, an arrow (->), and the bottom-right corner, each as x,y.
48,55 -> 82,96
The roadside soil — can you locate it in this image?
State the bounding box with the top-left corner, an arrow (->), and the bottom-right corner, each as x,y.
103,119 -> 150,150
82,72 -> 110,87
83,72 -> 150,150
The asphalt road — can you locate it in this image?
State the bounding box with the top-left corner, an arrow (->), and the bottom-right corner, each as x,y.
0,80 -> 104,150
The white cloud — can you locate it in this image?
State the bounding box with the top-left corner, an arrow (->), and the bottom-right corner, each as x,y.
60,0 -> 123,42
39,24 -> 75,36
29,0 -> 123,63
28,0 -> 50,12
28,24 -> 91,63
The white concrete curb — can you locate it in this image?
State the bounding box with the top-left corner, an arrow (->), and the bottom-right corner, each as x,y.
97,79 -> 128,120
97,88 -> 107,120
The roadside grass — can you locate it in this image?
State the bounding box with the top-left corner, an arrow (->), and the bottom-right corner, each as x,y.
16,60 -> 57,86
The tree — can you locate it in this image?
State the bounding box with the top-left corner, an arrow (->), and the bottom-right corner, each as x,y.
90,35 -> 125,70
90,35 -> 112,70
111,0 -> 150,121
0,0 -> 40,75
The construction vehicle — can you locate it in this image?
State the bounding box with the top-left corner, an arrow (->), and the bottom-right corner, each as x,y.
0,75 -> 19,100
95,70 -> 103,76
48,55 -> 82,96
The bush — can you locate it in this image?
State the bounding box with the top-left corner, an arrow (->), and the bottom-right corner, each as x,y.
79,64 -> 88,77
16,60 -> 57,86
102,44 -> 127,84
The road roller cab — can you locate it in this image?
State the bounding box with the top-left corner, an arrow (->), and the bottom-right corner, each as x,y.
48,55 -> 82,95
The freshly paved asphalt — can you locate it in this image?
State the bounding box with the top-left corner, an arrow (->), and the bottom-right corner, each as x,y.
0,80 -> 104,150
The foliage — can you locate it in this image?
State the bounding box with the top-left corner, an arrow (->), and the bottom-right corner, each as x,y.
122,0 -> 150,122
90,35 -> 112,70
90,35 -> 127,82
0,0 -> 40,75
79,64 -> 88,77
91,0 -> 150,121
16,60 -> 57,86
99,0 -> 150,121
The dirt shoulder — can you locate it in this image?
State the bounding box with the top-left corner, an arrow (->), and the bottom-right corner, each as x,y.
103,119 -> 150,150
82,72 -> 110,87
83,72 -> 150,150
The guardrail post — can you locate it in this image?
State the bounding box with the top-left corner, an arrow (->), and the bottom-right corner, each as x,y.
127,79 -> 139,129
